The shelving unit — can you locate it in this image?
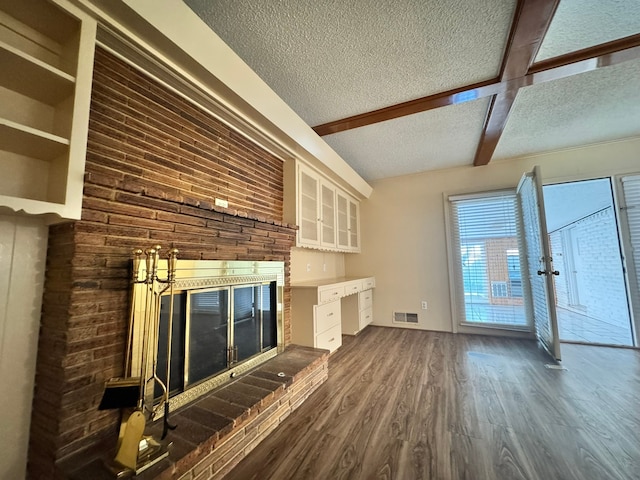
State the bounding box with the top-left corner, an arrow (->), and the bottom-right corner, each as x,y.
0,0 -> 96,220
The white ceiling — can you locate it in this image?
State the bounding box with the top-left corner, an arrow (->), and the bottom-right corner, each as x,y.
493,57 -> 640,160
536,0 -> 640,61
183,0 -> 640,182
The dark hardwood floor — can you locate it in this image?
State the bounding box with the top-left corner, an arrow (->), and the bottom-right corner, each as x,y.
224,327 -> 640,480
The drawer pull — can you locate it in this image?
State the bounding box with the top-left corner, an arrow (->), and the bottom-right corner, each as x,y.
329,337 -> 335,342
327,312 -> 334,316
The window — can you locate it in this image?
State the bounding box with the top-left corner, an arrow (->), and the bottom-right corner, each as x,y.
491,281 -> 508,298
448,191 -> 528,328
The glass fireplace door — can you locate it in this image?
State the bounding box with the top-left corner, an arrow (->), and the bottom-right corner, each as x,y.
187,288 -> 230,385
156,281 -> 278,400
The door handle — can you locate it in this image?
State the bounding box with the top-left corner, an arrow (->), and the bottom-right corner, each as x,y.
537,270 -> 560,276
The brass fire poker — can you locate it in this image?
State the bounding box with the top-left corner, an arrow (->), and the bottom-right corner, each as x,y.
162,248 -> 179,439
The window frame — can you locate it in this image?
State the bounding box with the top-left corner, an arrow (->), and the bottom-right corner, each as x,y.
444,188 -> 534,334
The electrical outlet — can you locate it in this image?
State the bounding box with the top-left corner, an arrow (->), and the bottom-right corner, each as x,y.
323,263 -> 327,272
306,263 -> 311,272
421,301 -> 428,310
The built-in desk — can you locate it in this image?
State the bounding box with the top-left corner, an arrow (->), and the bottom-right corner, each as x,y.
291,276 -> 375,353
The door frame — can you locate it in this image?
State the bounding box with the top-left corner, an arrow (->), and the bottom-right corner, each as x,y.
613,174 -> 640,347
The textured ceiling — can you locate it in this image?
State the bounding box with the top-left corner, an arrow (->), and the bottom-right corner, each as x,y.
494,58 -> 640,160
183,0 -> 640,182
323,97 -> 492,181
536,0 -> 640,61
183,0 -> 517,126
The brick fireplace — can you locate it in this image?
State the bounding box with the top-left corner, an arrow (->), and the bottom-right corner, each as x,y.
27,47 -> 303,478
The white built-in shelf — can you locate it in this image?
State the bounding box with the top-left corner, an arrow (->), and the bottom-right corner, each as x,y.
0,0 -> 96,222
0,40 -> 75,105
0,196 -> 65,217
0,118 -> 69,160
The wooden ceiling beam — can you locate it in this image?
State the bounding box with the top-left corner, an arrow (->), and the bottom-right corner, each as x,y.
312,78 -> 502,137
528,32 -> 640,78
312,14 -> 640,167
313,33 -> 640,139
473,0 -> 560,166
473,91 -> 519,166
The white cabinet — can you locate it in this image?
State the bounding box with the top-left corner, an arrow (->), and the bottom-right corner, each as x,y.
313,301 -> 342,352
298,165 -> 320,246
320,180 -> 336,248
342,278 -> 375,335
296,162 -> 361,252
291,284 -> 343,353
0,0 -> 96,221
291,276 -> 375,351
336,189 -> 360,251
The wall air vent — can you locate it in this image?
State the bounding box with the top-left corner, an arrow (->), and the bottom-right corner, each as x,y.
393,312 -> 418,324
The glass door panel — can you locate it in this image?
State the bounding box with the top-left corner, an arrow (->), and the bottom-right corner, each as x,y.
260,282 -> 277,350
336,191 -> 349,249
233,285 -> 260,362
517,166 -> 561,361
156,293 -> 185,398
187,288 -> 229,385
299,168 -> 319,244
320,181 -> 336,247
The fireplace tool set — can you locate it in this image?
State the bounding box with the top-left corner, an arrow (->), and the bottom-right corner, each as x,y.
98,245 -> 179,475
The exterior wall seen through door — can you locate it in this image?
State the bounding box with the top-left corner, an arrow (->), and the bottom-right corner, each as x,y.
550,207 -> 629,327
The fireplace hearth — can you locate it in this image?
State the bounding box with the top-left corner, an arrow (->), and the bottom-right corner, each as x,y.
98,250 -> 287,474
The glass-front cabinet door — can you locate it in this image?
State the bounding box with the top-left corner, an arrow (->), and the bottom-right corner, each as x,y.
320,180 -> 336,248
336,190 -> 350,250
349,196 -> 359,250
298,166 -> 320,246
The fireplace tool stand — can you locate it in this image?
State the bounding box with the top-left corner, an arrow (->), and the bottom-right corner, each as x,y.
99,246 -> 179,477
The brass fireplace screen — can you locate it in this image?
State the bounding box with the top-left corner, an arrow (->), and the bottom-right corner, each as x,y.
98,247 -> 284,473
130,254 -> 285,418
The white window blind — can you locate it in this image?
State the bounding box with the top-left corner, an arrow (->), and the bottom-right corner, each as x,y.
621,175 -> 640,328
449,191 -> 527,327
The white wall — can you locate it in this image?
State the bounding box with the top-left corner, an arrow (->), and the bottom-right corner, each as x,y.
345,137 -> 640,333
0,215 -> 48,479
290,248 -> 345,282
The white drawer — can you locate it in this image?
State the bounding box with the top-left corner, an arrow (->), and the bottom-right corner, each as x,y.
344,280 -> 362,296
362,277 -> 375,290
359,306 -> 373,329
316,323 -> 342,353
360,290 -> 373,310
314,300 -> 340,334
319,285 -> 344,304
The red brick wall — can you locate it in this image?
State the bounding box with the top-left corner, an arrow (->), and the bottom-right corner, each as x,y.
27,48 -> 296,479
485,238 -> 523,306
